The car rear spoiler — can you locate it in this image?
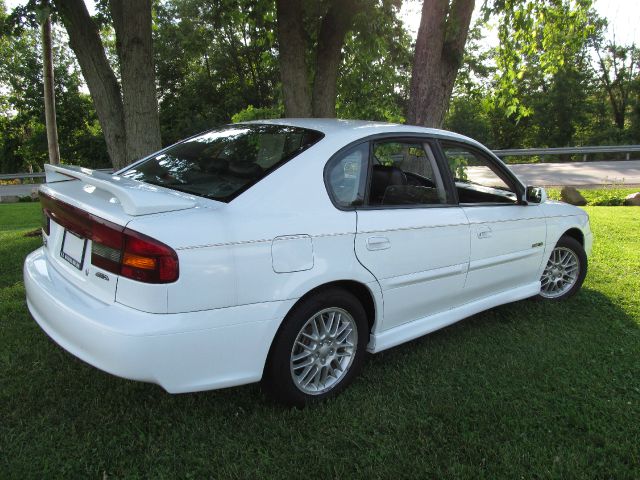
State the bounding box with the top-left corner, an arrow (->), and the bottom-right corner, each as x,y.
44,163 -> 197,216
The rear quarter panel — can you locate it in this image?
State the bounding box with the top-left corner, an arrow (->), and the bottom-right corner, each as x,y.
124,141 -> 382,321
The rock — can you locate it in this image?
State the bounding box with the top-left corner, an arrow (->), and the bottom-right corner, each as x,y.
30,187 -> 40,200
0,195 -> 20,203
560,186 -> 587,206
624,192 -> 640,206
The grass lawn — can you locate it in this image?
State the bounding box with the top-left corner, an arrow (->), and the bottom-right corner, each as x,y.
1,202 -> 638,478
547,187 -> 639,206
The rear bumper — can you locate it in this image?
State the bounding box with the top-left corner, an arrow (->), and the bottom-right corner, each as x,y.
24,247 -> 293,393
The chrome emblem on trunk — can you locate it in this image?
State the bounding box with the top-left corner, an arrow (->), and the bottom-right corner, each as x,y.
95,272 -> 110,282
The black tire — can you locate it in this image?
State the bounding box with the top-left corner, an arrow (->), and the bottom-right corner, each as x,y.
537,234 -> 587,301
262,288 -> 368,407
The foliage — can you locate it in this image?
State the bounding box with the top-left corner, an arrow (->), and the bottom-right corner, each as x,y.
1,203 -> 639,477
1,0 -> 639,173
154,0 -> 280,145
0,1 -> 109,173
593,41 -> 640,135
231,105 -> 283,123
489,0 -> 597,119
336,0 -> 412,122
445,2 -> 639,150
546,186 -> 638,205
444,96 -> 494,146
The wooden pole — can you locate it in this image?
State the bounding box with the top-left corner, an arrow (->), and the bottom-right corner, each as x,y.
42,4 -> 60,165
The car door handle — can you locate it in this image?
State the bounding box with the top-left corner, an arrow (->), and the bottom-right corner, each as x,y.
476,226 -> 492,239
366,236 -> 391,251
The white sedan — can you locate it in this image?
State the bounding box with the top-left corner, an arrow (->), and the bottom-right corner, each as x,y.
24,119 -> 591,406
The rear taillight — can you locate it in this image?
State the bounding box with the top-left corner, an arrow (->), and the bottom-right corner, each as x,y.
119,229 -> 179,283
39,192 -> 179,283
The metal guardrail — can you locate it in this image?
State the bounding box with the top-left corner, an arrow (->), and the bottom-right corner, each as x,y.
0,168 -> 112,181
493,145 -> 640,158
1,145 -> 639,181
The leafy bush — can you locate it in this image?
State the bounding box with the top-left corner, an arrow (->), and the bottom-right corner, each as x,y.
546,187 -> 638,206
231,105 -> 283,123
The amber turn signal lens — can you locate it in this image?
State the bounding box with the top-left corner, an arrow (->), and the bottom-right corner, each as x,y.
122,253 -> 157,270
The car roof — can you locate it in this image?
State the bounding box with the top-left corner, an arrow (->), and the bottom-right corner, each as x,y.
241,118 -> 482,148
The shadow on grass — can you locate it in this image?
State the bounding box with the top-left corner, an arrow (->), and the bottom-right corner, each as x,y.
3,286 -> 638,477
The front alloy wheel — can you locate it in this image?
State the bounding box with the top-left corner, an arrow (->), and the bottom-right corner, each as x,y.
538,235 -> 587,300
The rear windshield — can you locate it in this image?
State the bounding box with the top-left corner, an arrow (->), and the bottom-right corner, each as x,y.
120,124 -> 323,202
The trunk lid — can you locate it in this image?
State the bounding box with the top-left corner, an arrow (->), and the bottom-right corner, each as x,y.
39,164 -> 202,304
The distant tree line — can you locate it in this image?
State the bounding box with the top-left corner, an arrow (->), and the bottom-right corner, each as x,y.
0,0 -> 638,173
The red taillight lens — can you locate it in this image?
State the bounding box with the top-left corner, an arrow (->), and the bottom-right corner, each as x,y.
120,229 -> 179,283
39,192 -> 179,284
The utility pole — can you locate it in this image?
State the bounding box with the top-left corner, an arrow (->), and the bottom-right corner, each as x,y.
41,0 -> 60,165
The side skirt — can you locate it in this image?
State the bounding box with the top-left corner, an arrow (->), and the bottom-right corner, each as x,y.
367,281 -> 540,353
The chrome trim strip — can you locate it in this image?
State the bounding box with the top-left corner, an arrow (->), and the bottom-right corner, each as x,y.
381,262 -> 468,290
468,248 -> 541,272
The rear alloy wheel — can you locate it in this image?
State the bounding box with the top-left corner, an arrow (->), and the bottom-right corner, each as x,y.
290,307 -> 357,395
538,235 -> 587,300
263,289 -> 368,407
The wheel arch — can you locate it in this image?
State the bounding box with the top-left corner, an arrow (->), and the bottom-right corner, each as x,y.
262,280 -> 378,375
286,280 -> 376,334
562,227 -> 584,246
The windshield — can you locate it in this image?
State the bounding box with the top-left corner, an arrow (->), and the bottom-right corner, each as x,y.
120,124 -> 324,201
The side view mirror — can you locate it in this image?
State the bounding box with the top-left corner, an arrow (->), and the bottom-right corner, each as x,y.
525,186 -> 547,204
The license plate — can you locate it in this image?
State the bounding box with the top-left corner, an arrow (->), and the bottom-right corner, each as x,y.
60,230 -> 87,270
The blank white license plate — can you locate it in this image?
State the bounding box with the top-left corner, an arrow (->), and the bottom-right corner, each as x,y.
60,230 -> 87,270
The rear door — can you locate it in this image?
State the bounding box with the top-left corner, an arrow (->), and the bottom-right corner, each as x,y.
438,141 -> 547,302
353,138 -> 470,331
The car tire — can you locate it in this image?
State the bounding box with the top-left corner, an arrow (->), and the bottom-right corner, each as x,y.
537,235 -> 587,301
262,288 -> 368,407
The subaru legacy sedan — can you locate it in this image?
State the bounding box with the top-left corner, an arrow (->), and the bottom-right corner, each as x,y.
24,119 -> 591,406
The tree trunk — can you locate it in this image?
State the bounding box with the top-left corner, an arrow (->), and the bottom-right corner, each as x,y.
54,0 -> 127,169
407,0 -> 475,128
276,0 -> 312,117
41,5 -> 60,165
311,0 -> 359,117
110,0 -> 162,163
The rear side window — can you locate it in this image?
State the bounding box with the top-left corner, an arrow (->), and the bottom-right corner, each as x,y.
325,143 -> 369,208
121,124 -> 323,202
369,141 -> 448,206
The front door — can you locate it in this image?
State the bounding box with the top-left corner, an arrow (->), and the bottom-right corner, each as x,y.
439,141 -> 547,302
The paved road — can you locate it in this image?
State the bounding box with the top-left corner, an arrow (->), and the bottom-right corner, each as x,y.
507,160 -> 640,187
0,183 -> 40,198
1,160 -> 639,200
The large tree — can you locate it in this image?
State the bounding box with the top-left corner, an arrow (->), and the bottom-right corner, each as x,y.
276,0 -> 366,117
595,41 -> 639,132
407,0 -> 475,128
53,0 -> 161,169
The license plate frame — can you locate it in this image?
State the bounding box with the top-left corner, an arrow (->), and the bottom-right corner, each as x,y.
60,229 -> 87,270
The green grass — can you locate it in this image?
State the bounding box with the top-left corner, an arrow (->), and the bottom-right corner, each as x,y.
1,202 -> 639,478
547,187 -> 638,206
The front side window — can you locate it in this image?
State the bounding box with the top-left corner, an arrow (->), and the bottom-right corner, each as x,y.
121,124 -> 323,202
440,142 -> 518,204
368,141 -> 447,206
